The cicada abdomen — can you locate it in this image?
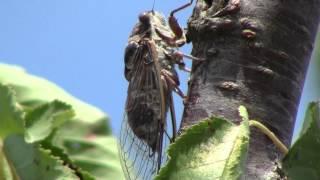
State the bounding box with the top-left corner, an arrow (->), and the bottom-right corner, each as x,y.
120,1 -> 196,179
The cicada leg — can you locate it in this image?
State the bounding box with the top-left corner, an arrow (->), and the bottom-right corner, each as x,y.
161,69 -> 186,99
156,115 -> 165,173
155,28 -> 183,47
160,90 -> 177,143
160,75 -> 178,144
161,69 -> 190,106
165,50 -> 204,73
154,0 -> 194,47
168,93 -> 177,142
169,0 -> 194,40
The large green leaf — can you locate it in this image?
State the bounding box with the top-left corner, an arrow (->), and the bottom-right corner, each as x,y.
0,63 -> 110,130
24,100 -> 75,143
40,140 -> 95,180
0,64 -> 124,179
0,83 -> 24,139
61,136 -> 123,179
282,102 -> 320,180
299,102 -> 320,137
0,139 -> 16,180
4,135 -> 79,180
47,116 -> 124,179
156,110 -> 249,180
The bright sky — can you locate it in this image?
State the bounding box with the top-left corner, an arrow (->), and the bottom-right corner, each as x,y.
0,0 -> 317,142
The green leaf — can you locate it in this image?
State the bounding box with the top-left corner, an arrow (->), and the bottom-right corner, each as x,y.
0,141 -> 15,180
24,100 -> 74,143
299,102 -> 318,137
0,83 -> 24,139
41,141 -> 95,180
61,136 -> 124,180
156,116 -> 249,180
3,135 -> 79,180
0,63 -> 111,133
0,64 -> 124,179
282,102 -> 320,180
238,105 -> 249,122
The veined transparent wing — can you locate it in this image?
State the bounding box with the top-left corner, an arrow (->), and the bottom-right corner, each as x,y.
119,40 -> 174,180
119,113 -> 170,180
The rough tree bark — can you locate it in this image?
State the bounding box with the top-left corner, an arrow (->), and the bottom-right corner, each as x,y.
180,0 -> 320,179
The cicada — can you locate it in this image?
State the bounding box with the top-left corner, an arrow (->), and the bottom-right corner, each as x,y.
119,1 -> 200,179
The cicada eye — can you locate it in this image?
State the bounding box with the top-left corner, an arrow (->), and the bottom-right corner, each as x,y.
139,12 -> 150,25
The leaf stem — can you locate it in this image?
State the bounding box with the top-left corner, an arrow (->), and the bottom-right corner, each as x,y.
249,120 -> 288,154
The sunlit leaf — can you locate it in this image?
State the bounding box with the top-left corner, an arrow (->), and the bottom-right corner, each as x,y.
156,114 -> 249,180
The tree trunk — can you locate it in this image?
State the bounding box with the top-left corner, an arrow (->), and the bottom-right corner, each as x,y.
181,0 -> 320,179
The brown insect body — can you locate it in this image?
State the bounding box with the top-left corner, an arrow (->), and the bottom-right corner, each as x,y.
120,2 -> 196,179
124,11 -> 180,151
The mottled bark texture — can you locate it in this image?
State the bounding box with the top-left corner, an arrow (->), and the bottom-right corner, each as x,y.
181,0 -> 320,179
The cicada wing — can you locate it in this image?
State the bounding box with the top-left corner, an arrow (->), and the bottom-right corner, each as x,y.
119,113 -> 160,180
119,40 -> 172,180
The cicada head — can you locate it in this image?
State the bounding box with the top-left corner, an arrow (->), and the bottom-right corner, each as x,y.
125,10 -> 174,81
129,11 -> 171,39
139,11 -> 166,27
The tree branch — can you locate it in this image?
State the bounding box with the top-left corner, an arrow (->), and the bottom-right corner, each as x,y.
181,0 -> 320,178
